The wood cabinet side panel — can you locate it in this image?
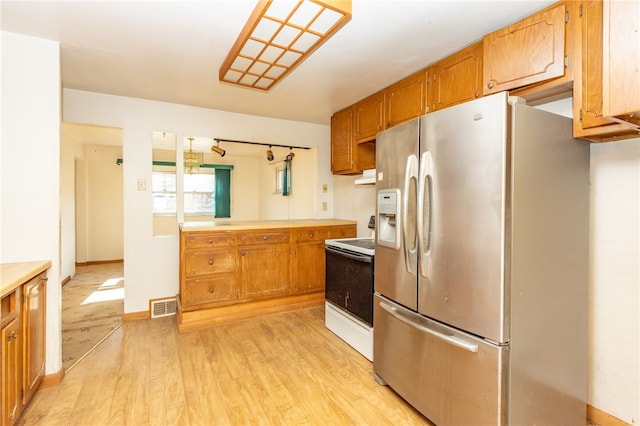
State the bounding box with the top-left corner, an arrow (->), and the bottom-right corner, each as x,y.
602,0 -> 640,121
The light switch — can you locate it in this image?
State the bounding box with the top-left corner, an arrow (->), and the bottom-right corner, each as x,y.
322,184 -> 328,193
137,179 -> 146,191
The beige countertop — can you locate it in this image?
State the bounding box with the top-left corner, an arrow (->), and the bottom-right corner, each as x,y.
1,261 -> 52,298
180,219 -> 357,232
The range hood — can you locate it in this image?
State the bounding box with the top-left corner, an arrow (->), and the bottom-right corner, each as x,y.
354,169 -> 376,185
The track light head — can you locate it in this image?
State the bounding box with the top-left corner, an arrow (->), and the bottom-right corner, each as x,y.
211,145 -> 226,157
266,146 -> 274,161
286,148 -> 295,161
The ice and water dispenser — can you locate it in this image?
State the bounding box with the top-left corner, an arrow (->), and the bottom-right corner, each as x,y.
377,189 -> 401,249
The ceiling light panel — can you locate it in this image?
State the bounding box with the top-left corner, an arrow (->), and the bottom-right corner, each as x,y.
219,0 -> 352,91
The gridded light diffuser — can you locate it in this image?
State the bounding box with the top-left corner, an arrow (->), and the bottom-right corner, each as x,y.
219,0 -> 352,91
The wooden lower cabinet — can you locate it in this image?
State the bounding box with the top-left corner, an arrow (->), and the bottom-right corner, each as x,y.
177,222 -> 356,332
239,243 -> 291,299
2,315 -> 21,426
21,275 -> 46,405
1,263 -> 49,426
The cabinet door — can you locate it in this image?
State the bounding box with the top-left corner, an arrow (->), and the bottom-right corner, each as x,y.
429,42 -> 483,112
22,274 -> 46,404
294,242 -> 326,293
483,3 -> 566,95
2,317 -> 21,426
239,243 -> 290,300
353,91 -> 385,142
386,70 -> 427,128
331,107 -> 355,174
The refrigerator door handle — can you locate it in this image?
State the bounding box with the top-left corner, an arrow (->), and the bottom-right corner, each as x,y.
379,300 -> 479,353
403,154 -> 419,275
417,151 -> 433,278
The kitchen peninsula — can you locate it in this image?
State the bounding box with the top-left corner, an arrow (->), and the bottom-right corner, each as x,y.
177,219 -> 356,332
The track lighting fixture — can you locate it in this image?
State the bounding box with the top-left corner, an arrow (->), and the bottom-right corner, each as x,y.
286,148 -> 295,161
266,146 -> 274,161
211,140 -> 226,157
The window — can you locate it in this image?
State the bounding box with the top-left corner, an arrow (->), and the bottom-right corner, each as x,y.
152,170 -> 177,214
184,173 -> 215,215
152,168 -> 231,217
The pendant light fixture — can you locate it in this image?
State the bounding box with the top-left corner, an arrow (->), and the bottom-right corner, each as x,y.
219,0 -> 352,91
184,137 -> 203,174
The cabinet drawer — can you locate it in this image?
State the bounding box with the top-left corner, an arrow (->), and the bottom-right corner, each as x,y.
184,232 -> 236,249
184,250 -> 236,277
238,231 -> 290,245
184,275 -> 237,306
295,228 -> 330,243
329,226 -> 357,239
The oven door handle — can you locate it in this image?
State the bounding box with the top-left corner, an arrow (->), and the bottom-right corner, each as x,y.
325,246 -> 373,264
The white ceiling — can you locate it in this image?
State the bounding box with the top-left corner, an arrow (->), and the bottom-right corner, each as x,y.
1,0 -> 554,128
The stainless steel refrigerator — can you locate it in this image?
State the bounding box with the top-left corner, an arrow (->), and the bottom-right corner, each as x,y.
373,92 -> 589,426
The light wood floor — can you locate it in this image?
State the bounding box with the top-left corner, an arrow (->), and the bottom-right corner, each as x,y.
19,305 -> 432,426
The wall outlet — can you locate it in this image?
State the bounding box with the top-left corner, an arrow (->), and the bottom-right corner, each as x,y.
137,179 -> 146,191
322,202 -> 327,211
322,183 -> 328,193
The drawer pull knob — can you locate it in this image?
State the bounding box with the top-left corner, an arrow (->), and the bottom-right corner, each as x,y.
209,288 -> 214,294
208,259 -> 213,265
263,235 -> 268,240
309,232 -> 314,238
208,239 -> 213,244
487,81 -> 495,89
8,331 -> 17,341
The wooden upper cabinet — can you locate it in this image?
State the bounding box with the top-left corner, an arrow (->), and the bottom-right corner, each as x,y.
483,3 -> 567,95
429,42 -> 483,112
576,0 -> 640,141
353,91 -> 385,143
330,107 -> 355,174
386,69 -> 427,128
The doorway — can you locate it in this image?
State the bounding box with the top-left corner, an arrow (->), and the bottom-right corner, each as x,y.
60,123 -> 125,370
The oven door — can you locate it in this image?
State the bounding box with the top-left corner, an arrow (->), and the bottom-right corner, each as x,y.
325,245 -> 374,325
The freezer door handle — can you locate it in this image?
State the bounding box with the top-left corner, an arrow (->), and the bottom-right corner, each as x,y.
403,154 -> 419,275
379,300 -> 479,353
417,151 -> 433,278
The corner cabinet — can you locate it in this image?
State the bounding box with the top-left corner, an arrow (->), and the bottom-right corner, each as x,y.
575,0 -> 640,141
1,262 -> 49,426
177,221 -> 356,332
330,69 -> 427,175
483,2 -> 568,95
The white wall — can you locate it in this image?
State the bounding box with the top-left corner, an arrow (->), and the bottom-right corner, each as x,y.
333,175 -> 376,237
1,31 -> 62,374
84,144 -> 124,261
589,138 -> 640,424
62,89 -> 333,314
60,129 -> 84,278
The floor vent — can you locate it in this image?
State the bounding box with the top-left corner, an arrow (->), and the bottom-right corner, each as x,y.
150,298 -> 177,318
